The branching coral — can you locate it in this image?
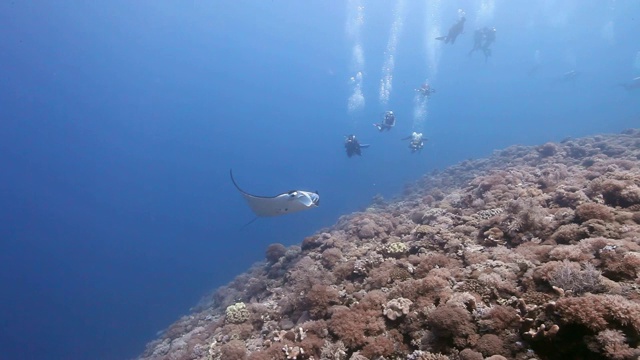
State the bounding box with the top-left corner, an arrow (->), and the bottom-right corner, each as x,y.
548,260 -> 604,295
320,340 -> 347,360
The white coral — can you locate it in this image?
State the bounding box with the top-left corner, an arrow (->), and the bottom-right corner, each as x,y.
383,297 -> 413,320
283,344 -> 304,359
320,340 -> 347,360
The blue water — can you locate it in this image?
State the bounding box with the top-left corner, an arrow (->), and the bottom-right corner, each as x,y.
0,1 -> 638,359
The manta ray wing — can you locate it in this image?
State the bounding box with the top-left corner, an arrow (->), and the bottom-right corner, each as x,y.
230,170 -> 319,217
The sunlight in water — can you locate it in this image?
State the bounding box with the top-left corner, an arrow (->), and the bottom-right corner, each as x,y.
379,0 -> 405,106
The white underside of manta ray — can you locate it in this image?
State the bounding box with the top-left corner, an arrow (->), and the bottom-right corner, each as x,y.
230,169 -> 320,217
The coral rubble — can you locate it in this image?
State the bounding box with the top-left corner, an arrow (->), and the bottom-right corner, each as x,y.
138,130 -> 640,360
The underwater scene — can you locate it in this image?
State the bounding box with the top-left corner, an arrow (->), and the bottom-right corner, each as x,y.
1,1 -> 640,359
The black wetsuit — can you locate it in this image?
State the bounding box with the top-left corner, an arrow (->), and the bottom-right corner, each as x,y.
482,29 -> 496,57
345,136 -> 362,157
438,17 -> 465,44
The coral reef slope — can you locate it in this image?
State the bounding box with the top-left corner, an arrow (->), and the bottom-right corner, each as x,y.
139,130 -> 640,360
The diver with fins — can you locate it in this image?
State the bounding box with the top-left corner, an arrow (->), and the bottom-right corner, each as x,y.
416,83 -> 436,98
373,111 -> 396,132
469,27 -> 496,61
402,132 -> 426,153
436,17 -> 466,44
344,134 -> 370,157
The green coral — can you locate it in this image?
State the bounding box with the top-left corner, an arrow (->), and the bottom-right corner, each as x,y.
225,302 -> 250,324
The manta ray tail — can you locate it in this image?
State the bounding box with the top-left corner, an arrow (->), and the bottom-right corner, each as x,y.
240,216 -> 260,230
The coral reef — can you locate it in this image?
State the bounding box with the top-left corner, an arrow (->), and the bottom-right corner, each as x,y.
138,130 -> 640,360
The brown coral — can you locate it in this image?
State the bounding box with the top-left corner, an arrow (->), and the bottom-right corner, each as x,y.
266,243 -> 287,263
426,304 -> 476,348
476,334 -> 507,357
304,284 -> 339,319
555,294 -> 640,332
575,202 -> 614,222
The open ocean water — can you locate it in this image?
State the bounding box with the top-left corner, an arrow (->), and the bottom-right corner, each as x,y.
0,1 -> 638,359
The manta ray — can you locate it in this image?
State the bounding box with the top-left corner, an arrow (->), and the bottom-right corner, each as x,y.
230,169 -> 319,217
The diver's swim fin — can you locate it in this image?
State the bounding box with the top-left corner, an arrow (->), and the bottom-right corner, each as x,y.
435,36 -> 446,41
360,144 -> 371,149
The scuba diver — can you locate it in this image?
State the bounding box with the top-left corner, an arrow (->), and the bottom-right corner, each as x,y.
619,77 -> 640,90
416,83 -> 436,98
468,27 -> 496,60
482,27 -> 496,58
402,132 -> 426,153
344,134 -> 370,158
436,17 -> 466,44
373,111 -> 396,131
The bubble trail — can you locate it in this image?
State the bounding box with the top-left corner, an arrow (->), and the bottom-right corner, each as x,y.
475,0 -> 495,25
379,0 -> 405,106
424,0 -> 442,82
415,0 -> 442,132
347,0 -> 366,113
348,71 -> 365,114
412,87 -> 428,132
